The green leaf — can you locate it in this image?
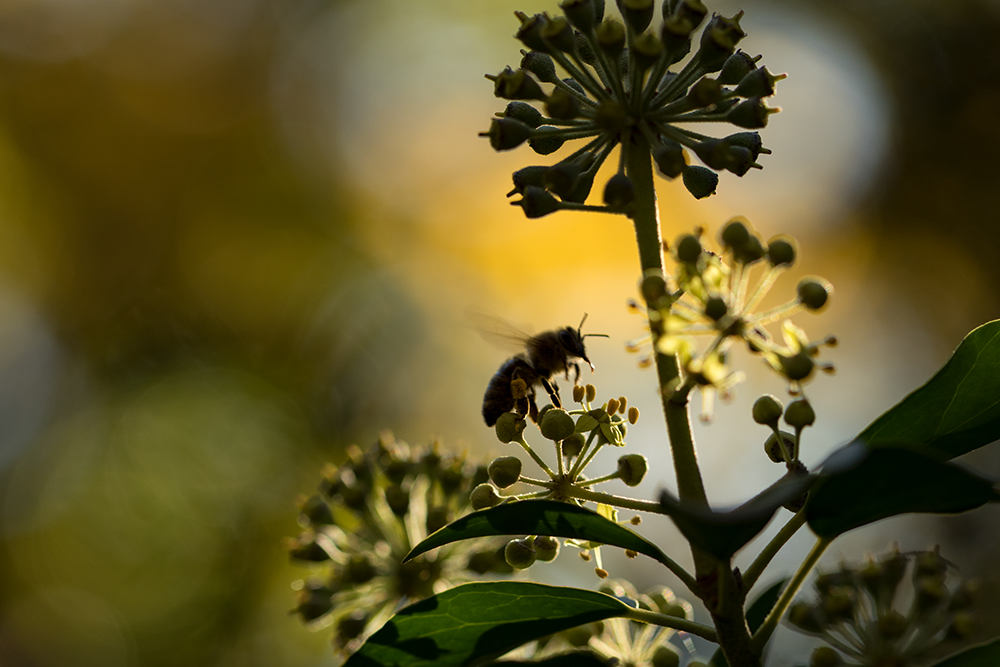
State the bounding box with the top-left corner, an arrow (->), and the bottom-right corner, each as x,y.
709,577 -> 789,667
931,636 -> 1000,667
805,443 -> 1000,538
343,581 -> 629,667
659,471 -> 814,561
494,652 -> 607,666
404,500 -> 676,569
859,320 -> 1000,460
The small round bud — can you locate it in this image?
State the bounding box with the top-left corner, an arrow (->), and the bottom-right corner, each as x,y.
675,234 -> 702,263
717,49 -> 758,85
724,131 -> 767,159
810,646 -> 843,667
515,13 -> 551,53
596,18 -> 626,58
780,352 -> 815,382
681,164 -> 718,199
733,233 -> 766,264
495,412 -> 527,443
543,162 -> 582,199
287,534 -> 330,562
621,0 -> 654,33
503,100 -> 543,128
603,173 -> 635,209
784,398 -> 816,429
573,384 -> 586,403
492,67 -> 547,101
654,140 -> 686,179
652,645 -> 682,667
586,384 -> 597,402
720,218 -> 750,249
632,32 -> 663,72
540,16 -> 576,53
627,406 -> 640,424
532,535 -> 560,562
698,12 -> 746,71
734,66 -> 785,98
545,88 -> 581,120
562,432 -> 586,457
540,408 -> 576,441
617,454 -> 648,486
294,582 -> 335,621
519,51 -> 558,83
481,117 -> 532,151
766,236 -> 797,267
488,456 -> 523,488
727,96 -> 777,129
512,185 -> 561,218
752,394 -> 784,427
704,296 -> 728,321
876,610 -> 907,640
298,495 -> 334,526
606,397 -> 620,415
471,483 -> 502,510
560,0 -> 597,33
641,273 -> 668,305
504,538 -> 537,569
764,430 -> 796,463
798,278 -> 832,310
528,126 -> 566,155
509,165 -> 548,195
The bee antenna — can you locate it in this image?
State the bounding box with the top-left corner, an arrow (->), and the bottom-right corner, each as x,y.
584,333 -> 610,339
578,312 -> 589,332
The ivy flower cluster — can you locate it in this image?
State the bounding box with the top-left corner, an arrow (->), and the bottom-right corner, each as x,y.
286,433 -> 508,658
481,0 -> 783,218
474,385 -> 647,576
629,218 -> 835,420
788,547 -> 977,667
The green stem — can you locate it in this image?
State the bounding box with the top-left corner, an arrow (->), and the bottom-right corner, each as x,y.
625,607 -> 718,642
742,510 -> 807,592
751,535 -> 833,652
515,437 -> 555,479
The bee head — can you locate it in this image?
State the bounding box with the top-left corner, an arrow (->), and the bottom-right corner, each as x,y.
559,313 -> 608,371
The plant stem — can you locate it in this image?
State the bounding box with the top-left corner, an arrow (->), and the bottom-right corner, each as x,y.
625,607 -> 718,642
751,535 -> 833,652
624,133 -> 709,510
742,510 -> 807,592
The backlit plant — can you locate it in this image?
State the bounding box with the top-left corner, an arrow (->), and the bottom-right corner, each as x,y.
289,1 -> 1000,665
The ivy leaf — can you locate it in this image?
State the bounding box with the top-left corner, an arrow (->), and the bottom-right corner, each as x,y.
343,581 -> 629,667
930,636 -> 1000,666
709,577 -> 789,667
805,443 -> 1000,539
404,500 -> 675,568
659,472 -> 814,561
859,320 -> 1000,460
493,653 -> 608,666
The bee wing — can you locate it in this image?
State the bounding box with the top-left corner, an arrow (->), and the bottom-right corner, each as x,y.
467,312 -> 535,352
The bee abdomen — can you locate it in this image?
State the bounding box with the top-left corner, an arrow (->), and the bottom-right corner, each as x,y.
482,356 -> 535,426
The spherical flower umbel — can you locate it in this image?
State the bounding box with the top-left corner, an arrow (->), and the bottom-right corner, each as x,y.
481,0 -> 783,218
286,432 -> 507,660
628,218 -> 836,419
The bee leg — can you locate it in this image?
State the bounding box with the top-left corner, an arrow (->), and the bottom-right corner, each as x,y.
527,392 -> 539,423
540,377 -> 562,409
571,362 -> 581,384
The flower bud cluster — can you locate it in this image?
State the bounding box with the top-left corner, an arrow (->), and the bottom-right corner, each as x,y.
628,218 -> 835,419
482,0 -> 783,219
286,432 -> 507,656
754,394 -> 815,473
788,546 -> 978,666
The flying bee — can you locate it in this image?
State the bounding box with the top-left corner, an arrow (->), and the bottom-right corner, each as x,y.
480,314 -> 607,426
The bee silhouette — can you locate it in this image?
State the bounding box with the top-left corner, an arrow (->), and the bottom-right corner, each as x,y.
480,314 -> 606,426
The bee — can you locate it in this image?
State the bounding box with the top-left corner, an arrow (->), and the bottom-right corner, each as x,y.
481,314 -> 606,426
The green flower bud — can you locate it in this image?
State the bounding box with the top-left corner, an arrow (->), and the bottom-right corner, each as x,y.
681,164 -> 718,199
532,535 -> 560,561
724,145 -> 755,176
641,273 -> 668,304
877,610 -> 908,640
512,185 -> 562,218
345,554 -> 377,583
287,534 -> 330,562
725,131 -> 768,160
563,169 -> 595,203
385,483 -> 411,516
797,277 -> 832,310
495,411 -> 527,443
767,236 -> 797,267
471,482 -> 503,510
784,398 -> 815,428
734,66 -> 785,98
541,408 -> 576,440
502,101 -> 543,128
700,296 -> 726,322
752,394 -> 784,427
562,432 -> 586,457
764,430 -> 795,463
720,218 -> 750,249
561,0 -> 597,32
810,646 -> 843,667
675,233 -> 703,263
545,88 -> 581,120
633,34 -> 664,75
491,67 -> 548,101
654,139 -> 686,178
544,162 -> 583,199
596,18 -> 626,58
779,352 -> 815,382
481,117 -> 533,151
541,16 -> 576,52
652,645 -> 682,667
298,495 -> 334,526
733,233 -> 766,264
519,51 -> 559,84
603,173 -> 635,209
717,49 -> 758,85
529,126 -> 566,155
488,456 -> 523,488
687,77 -> 725,111
294,582 -> 335,622
505,537 -> 537,569
620,0 -> 654,33
574,31 -> 597,65
617,454 -> 648,486
515,12 -> 552,53
337,611 -> 369,644
697,11 -> 745,71
509,165 -> 548,195
727,96 -> 777,129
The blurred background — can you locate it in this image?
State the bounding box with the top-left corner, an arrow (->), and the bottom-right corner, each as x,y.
0,0 -> 997,665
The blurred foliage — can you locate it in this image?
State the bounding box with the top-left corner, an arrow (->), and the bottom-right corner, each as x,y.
0,0 -> 996,666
